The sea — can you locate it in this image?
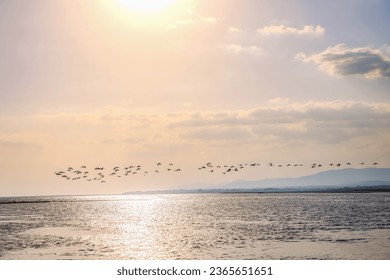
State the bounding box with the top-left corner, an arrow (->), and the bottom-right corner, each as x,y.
0,193 -> 389,260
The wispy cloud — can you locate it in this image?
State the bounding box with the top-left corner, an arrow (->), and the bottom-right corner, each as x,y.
257,24 -> 325,36
0,132 -> 47,154
83,102 -> 390,144
168,101 -> 390,143
167,16 -> 217,29
5,101 -> 390,147
181,126 -> 252,140
227,26 -> 243,33
166,18 -> 194,29
296,44 -> 390,78
201,17 -> 218,23
220,44 -> 262,56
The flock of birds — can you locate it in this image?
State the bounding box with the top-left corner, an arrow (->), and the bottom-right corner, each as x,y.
54,162 -> 185,183
54,161 -> 379,183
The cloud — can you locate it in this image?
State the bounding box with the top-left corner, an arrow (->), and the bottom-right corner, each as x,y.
0,139 -> 42,149
296,44 -> 390,78
0,133 -> 46,157
220,44 -> 262,56
227,26 -> 243,33
167,16 -> 217,29
268,98 -> 290,105
257,24 -> 325,36
181,126 -> 252,140
383,44 -> 390,55
201,17 -> 218,23
166,18 -> 193,29
168,101 -> 390,143
5,101 -> 390,151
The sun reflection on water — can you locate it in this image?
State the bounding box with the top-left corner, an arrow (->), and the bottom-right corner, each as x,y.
0,194 -> 389,259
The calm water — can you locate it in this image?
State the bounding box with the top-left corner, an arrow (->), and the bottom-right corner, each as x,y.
0,193 -> 389,259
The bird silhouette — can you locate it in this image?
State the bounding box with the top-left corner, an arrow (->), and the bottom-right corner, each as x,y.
54,160 -> 381,184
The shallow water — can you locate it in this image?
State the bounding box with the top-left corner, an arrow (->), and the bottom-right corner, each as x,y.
0,193 -> 389,259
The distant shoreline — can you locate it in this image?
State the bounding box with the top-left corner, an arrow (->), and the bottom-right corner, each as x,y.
124,185 -> 390,195
219,189 -> 390,194
1,186 -> 389,200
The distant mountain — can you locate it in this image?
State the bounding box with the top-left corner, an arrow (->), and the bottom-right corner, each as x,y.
219,168 -> 390,189
123,168 -> 390,194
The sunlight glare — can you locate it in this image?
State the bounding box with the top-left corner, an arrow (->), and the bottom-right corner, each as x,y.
119,0 -> 177,14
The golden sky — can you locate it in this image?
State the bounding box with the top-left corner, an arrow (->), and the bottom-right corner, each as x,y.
1,0 -> 389,196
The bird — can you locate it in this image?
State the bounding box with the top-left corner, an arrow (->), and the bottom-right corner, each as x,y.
54,160 -> 381,185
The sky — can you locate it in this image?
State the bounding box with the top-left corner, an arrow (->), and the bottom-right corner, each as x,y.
0,0 -> 389,196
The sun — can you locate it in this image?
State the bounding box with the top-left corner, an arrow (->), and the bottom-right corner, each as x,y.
118,0 -> 177,14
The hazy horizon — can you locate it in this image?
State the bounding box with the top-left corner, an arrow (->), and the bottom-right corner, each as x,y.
1,0 -> 390,197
